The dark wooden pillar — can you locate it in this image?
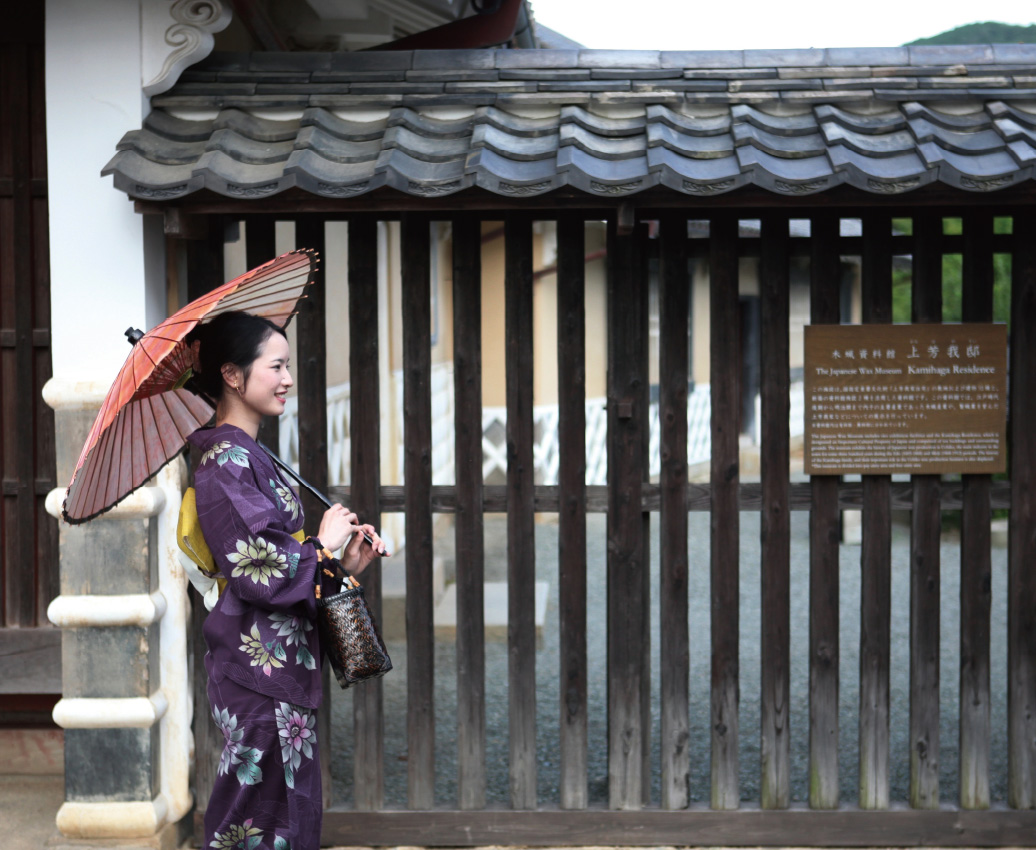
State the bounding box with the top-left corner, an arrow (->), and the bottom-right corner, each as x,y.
709,213 -> 740,810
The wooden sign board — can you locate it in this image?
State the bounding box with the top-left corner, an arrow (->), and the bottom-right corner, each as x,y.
804,324 -> 1007,475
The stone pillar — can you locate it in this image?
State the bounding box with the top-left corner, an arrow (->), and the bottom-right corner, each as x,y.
41,0 -> 228,844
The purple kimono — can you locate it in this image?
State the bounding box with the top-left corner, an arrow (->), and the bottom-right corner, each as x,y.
189,423 -> 328,850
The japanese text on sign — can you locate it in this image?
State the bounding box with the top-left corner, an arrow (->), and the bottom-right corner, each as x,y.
804,324 -> 1007,475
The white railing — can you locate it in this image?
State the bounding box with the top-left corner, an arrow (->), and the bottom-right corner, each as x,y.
282,380 -> 806,490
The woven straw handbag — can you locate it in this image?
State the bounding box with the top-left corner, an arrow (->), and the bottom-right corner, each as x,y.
315,549 -> 393,689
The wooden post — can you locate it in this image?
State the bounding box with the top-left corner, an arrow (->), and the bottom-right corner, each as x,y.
709,213 -> 740,810
246,215 -> 281,452
400,213 -> 435,810
959,210 -> 993,810
1009,210 -> 1036,809
910,212 -> 942,810
859,212 -> 892,810
659,215 -> 690,811
348,216 -> 385,810
185,217 -> 225,839
607,217 -> 648,810
760,212 -> 791,810
506,215 -> 537,809
557,214 -> 588,810
294,215 -> 332,807
453,214 -> 487,810
808,214 -> 841,810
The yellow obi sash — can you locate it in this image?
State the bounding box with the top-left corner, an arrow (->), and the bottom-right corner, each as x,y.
177,486 -> 305,611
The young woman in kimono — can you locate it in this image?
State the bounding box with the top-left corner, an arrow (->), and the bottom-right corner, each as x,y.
187,311 -> 386,850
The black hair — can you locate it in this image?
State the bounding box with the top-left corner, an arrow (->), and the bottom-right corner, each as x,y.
186,310 -> 285,402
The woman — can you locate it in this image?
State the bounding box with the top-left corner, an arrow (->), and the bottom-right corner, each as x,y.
187,310 -> 385,850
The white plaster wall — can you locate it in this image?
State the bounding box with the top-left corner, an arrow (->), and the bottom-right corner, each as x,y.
46,0 -> 154,383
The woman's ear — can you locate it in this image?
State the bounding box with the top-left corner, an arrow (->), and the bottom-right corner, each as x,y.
221,363 -> 243,393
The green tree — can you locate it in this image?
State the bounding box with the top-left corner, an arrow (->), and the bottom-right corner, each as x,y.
907,21 -> 1036,45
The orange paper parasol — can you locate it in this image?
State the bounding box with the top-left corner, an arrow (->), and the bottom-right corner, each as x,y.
62,249 -> 318,523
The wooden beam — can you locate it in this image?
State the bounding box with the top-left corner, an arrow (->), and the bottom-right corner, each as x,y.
556,213 -> 588,810
348,215 -> 385,811
858,212 -> 893,810
709,213 -> 740,810
808,213 -> 841,810
506,215 -> 537,810
321,807 -> 1036,848
400,213 -> 435,810
909,212 -> 942,810
452,214 -> 486,810
759,211 -> 790,810
658,214 -> 690,811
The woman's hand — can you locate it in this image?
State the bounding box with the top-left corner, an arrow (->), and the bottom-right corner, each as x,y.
316,505 -> 388,577
316,503 -> 359,552
341,523 -> 387,578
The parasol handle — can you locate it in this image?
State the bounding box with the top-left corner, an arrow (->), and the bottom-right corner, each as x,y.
257,441 -> 377,549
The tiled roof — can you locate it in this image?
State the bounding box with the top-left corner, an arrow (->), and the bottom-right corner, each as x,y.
104,46 -> 1036,200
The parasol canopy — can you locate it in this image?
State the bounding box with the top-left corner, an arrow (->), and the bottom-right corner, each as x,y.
61,249 -> 318,524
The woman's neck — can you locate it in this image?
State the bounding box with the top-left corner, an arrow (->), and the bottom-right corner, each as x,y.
214,397 -> 261,440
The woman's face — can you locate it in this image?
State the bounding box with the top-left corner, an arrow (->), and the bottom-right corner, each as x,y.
238,331 -> 293,417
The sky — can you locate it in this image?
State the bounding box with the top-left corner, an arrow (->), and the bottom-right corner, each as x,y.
529,0 -> 1036,51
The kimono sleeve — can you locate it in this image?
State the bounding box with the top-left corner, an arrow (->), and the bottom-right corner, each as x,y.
194,450 -> 318,616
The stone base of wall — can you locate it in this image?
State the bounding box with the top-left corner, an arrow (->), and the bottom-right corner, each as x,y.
46,818 -> 187,850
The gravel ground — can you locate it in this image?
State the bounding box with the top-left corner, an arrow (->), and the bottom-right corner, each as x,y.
331,511 -> 1009,808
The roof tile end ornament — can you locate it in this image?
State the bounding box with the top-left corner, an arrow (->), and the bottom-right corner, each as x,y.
142,0 -> 232,98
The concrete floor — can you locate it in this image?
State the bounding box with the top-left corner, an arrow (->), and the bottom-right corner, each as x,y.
0,773 -> 64,850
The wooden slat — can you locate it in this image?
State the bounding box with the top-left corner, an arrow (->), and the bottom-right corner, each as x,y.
709,213 -> 740,810
859,212 -> 892,810
637,222 -> 652,808
3,42 -> 36,628
246,215 -> 281,453
294,215 -> 332,808
909,213 -> 942,810
506,215 -> 537,809
808,214 -> 841,810
328,480 -> 1014,515
606,217 -> 649,810
348,216 -> 385,810
760,212 -> 791,809
958,210 -> 993,810
322,807 -> 1036,848
556,214 -> 588,810
186,220 -> 225,841
452,214 -> 486,810
401,214 -> 435,809
1009,210 -> 1036,809
658,215 -> 690,811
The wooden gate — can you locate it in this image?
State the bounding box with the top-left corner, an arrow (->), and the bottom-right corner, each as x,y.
185,202 -> 1036,846
0,4 -> 59,700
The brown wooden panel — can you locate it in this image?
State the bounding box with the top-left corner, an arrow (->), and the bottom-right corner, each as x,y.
294,215 -> 332,807
959,210 -> 993,810
506,215 -> 537,809
3,41 -> 37,628
909,213 -> 942,810
760,212 -> 790,809
400,213 -> 435,809
452,214 -> 486,810
709,213 -> 740,810
246,215 -> 281,453
859,212 -> 892,810
556,214 -> 588,810
1009,211 -> 1036,809
658,215 -> 690,811
322,806 -> 1036,847
347,216 -> 385,810
606,217 -> 649,810
808,214 -> 841,810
